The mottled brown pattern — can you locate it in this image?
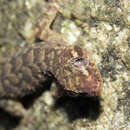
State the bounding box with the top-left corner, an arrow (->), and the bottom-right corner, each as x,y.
0,42 -> 103,98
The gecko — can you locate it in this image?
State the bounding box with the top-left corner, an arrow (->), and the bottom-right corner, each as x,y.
0,42 -> 102,98
0,0 -> 103,122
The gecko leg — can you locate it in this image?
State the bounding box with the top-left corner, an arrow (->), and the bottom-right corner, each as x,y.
35,0 -> 68,43
0,99 -> 33,124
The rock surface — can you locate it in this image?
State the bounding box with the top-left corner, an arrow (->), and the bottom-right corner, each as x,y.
0,0 -> 129,130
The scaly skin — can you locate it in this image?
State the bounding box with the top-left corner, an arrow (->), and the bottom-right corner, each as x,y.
0,42 -> 102,98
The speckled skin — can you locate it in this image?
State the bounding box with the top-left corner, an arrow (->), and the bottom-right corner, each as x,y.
0,42 -> 102,98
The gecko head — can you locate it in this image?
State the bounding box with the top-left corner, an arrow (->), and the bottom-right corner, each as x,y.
66,56 -> 103,96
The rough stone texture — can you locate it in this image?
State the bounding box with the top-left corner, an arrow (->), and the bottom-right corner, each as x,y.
0,0 -> 129,130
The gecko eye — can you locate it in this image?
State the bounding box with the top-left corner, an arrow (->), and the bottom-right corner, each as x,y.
72,57 -> 90,67
74,57 -> 84,62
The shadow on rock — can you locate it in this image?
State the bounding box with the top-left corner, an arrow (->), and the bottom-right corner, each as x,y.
54,95 -> 102,121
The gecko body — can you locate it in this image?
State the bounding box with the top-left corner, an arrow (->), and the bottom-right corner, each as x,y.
0,42 -> 102,98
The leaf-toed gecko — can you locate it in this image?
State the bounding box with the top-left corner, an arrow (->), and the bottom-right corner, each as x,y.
0,0 -> 103,122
